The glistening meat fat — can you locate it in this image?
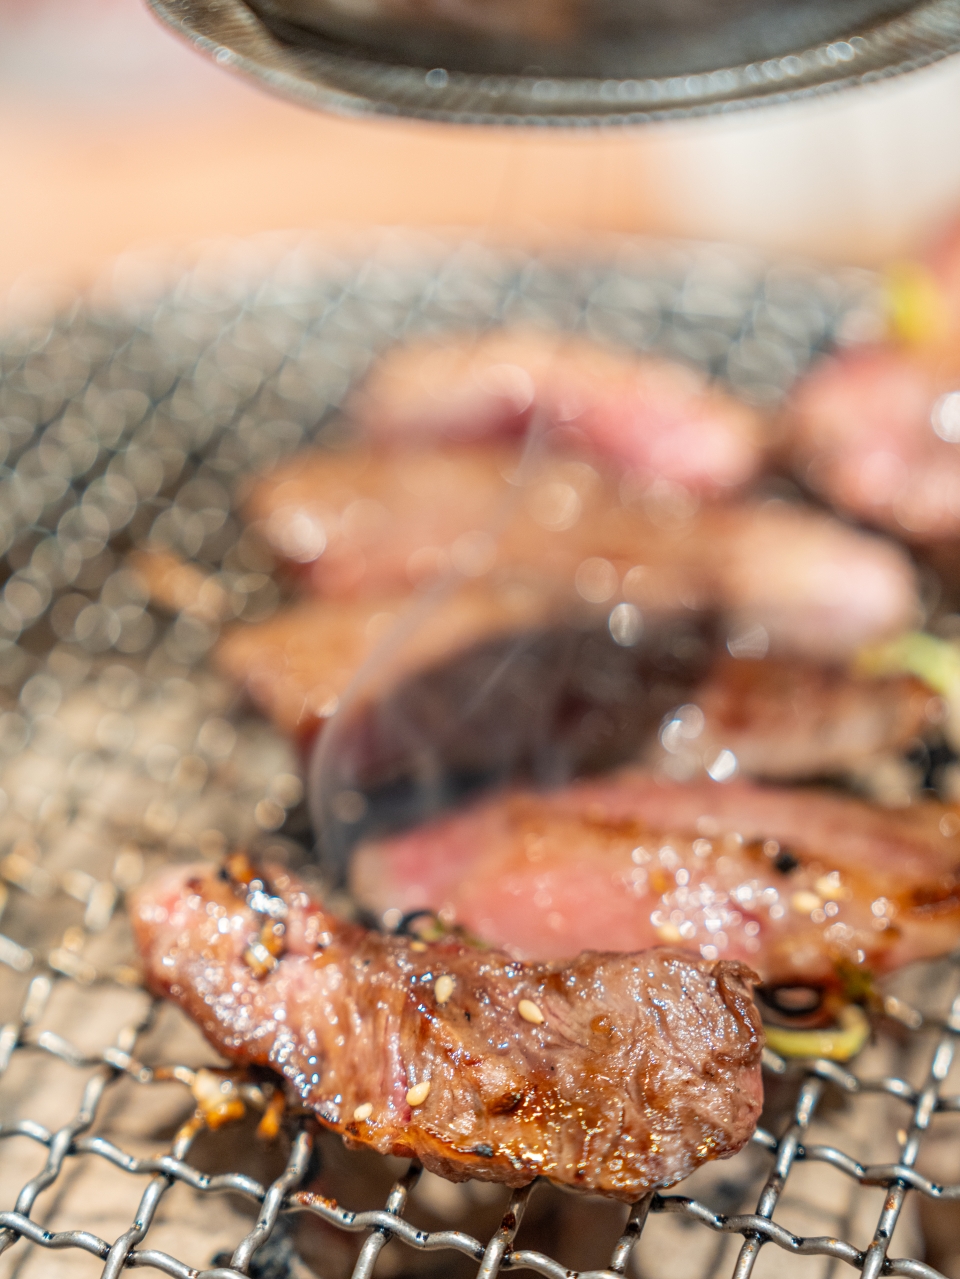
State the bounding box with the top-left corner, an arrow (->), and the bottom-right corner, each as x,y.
351,771 -> 960,990
132,858 -> 763,1201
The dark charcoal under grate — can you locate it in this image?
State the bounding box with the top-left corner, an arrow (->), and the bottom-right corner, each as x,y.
0,232 -> 957,1279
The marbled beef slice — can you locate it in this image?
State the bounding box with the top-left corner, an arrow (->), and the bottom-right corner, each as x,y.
132,859 -> 763,1201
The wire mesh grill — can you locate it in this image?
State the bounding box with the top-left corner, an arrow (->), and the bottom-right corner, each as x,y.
0,232 -> 957,1279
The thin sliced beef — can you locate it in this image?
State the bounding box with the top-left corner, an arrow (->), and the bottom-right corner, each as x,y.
215,581 -> 713,793
351,770 -> 960,990
247,443 -> 919,660
214,590 -> 929,784
787,346 -> 960,546
649,654 -> 932,782
132,858 -> 763,1201
349,330 -> 763,493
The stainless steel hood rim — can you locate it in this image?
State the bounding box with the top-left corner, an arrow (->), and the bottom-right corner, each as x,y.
146,0 -> 960,125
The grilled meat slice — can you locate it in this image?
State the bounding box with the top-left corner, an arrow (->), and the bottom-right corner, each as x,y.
787,346 -> 960,546
651,654 -> 932,782
246,443 -> 516,598
213,582 -> 561,742
248,443 -> 919,660
132,859 -> 763,1201
351,771 -> 960,990
349,330 -> 763,493
214,586 -> 929,783
215,582 -> 712,791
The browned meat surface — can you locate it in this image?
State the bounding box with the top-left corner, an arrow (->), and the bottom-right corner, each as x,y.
351,771 -> 960,991
248,444 -> 919,660
653,654 -> 933,782
350,330 -> 763,493
215,583 -> 713,784
132,859 -> 764,1201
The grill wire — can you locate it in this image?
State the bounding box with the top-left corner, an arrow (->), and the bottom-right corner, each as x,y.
0,232 -> 956,1279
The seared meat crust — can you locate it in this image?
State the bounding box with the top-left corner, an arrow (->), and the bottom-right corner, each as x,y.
132,860 -> 763,1201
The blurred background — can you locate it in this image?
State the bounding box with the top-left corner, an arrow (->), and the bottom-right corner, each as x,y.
7,0 -> 960,294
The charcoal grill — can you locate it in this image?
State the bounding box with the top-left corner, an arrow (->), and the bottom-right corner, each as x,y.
0,234 -> 958,1279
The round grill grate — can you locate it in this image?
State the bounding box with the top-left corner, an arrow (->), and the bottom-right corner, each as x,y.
0,233 -> 955,1279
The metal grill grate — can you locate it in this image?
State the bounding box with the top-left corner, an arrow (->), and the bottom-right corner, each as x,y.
0,232 -> 956,1279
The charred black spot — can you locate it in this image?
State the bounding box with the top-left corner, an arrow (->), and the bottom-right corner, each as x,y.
773,849 -> 799,875
473,1143 -> 494,1157
217,865 -> 231,883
